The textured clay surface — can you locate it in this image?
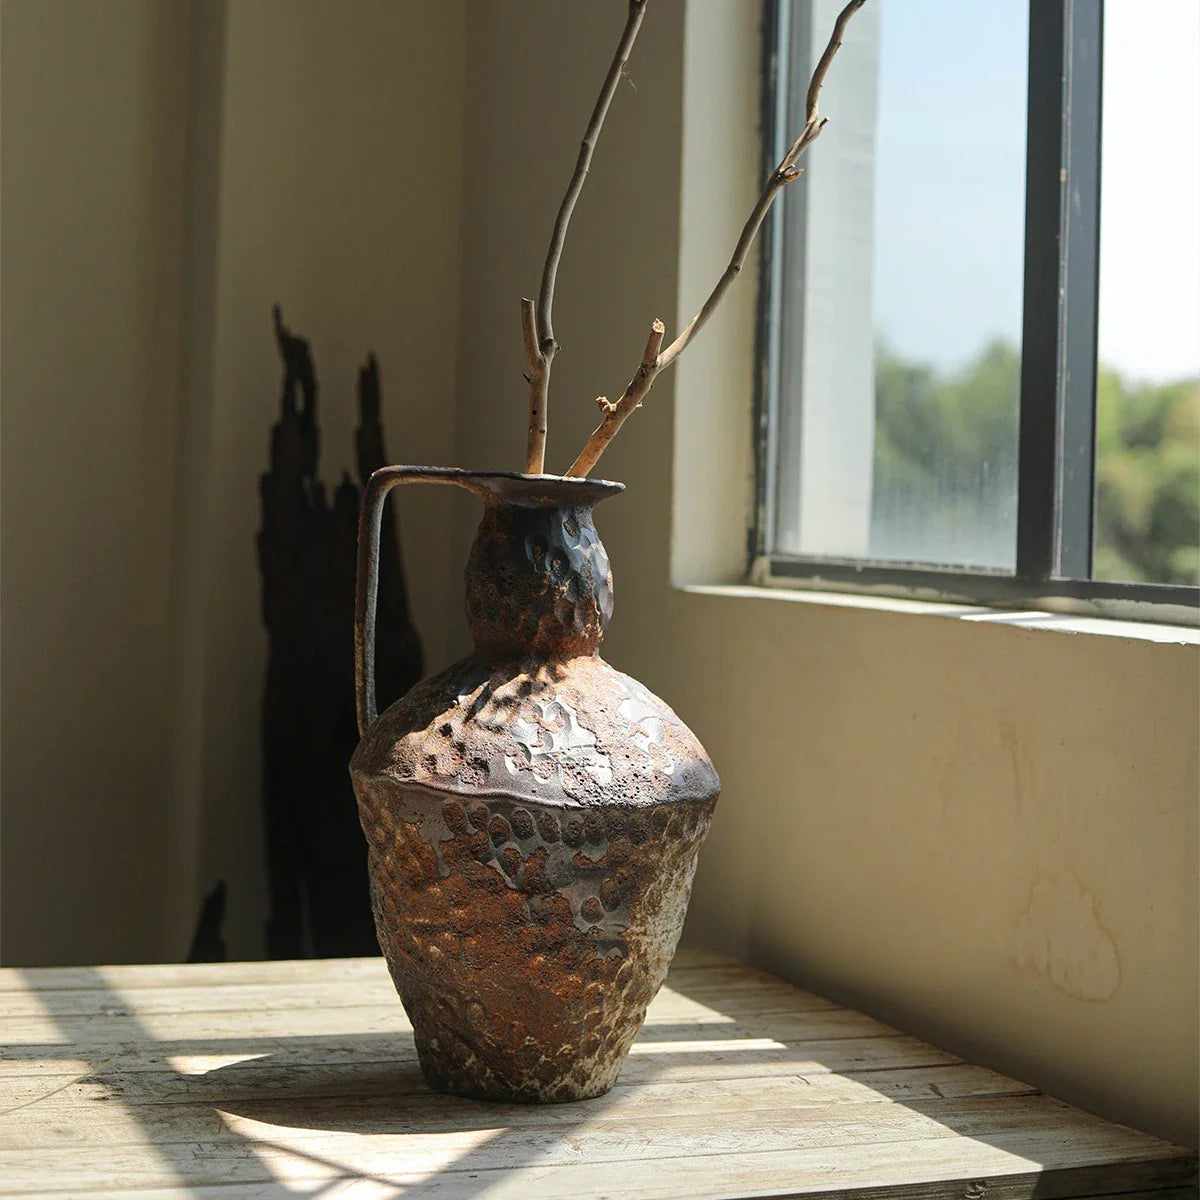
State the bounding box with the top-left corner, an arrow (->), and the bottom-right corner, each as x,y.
357,779 -> 715,1101
353,654 -> 718,810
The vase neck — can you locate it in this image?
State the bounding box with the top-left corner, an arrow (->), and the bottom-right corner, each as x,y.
464,499 -> 613,662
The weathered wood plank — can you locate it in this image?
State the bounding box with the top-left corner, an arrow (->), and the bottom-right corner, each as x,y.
0,1031 -> 959,1093
0,947 -> 738,993
0,1066 -> 1040,1149
0,957 -> 387,993
0,973 -> 835,1022
6,1184 -> 1200,1200
0,1001 -> 894,1051
1074,1192 -> 1200,1200
0,1116 -> 1191,1195
3,1061 -> 1026,1114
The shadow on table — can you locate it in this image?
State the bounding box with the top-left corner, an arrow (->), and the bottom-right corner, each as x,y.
12,962 -> 1196,1199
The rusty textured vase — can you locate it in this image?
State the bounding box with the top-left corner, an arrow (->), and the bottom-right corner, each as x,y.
350,467 -> 719,1102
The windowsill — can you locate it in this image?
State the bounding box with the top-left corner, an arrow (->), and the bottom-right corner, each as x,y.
680,581 -> 1200,646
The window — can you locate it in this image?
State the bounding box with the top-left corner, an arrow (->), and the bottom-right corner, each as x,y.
757,0 -> 1199,621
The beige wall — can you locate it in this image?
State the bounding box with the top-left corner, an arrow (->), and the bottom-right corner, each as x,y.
1,0 -> 193,966
1,0 -> 468,963
2,0 -> 1195,1152
456,0 -> 1199,1149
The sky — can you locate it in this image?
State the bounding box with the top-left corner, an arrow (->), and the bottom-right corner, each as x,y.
869,0 -> 1200,384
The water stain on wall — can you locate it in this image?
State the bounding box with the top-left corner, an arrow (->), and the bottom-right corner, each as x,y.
1011,868 -> 1122,1002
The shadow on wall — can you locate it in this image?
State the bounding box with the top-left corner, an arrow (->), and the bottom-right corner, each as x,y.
235,308 -> 425,961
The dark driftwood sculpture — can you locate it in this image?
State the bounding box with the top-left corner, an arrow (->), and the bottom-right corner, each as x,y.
186,881 -> 227,963
259,307 -> 423,958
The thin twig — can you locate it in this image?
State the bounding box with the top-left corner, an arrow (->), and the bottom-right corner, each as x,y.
0,1056 -> 117,1117
806,0 -> 864,124
524,0 -> 648,474
656,169 -> 792,373
521,297 -> 550,466
564,0 -> 866,477
520,296 -> 539,367
536,0 -> 648,353
659,0 -> 864,371
566,319 -> 664,478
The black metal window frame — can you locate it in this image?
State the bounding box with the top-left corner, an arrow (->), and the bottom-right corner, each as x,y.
754,0 -> 1199,624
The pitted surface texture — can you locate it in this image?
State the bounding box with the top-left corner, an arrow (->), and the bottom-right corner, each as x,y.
356,779 -> 715,1101
353,654 -> 719,809
466,502 -> 612,660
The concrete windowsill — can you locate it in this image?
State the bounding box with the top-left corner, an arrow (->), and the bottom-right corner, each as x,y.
680,581 -> 1200,646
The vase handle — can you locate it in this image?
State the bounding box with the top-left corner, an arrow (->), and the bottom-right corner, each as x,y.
355,466 -> 485,736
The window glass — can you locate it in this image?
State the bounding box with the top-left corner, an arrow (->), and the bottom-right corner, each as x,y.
1093,0 -> 1200,587
870,0 -> 1027,570
772,0 -> 1028,569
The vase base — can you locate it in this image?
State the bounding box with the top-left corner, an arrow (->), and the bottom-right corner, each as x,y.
420,1070 -> 618,1105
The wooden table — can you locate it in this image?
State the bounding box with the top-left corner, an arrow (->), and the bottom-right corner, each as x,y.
1,950 -> 1194,1199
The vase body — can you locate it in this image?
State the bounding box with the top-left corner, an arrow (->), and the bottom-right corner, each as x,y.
350,469 -> 719,1102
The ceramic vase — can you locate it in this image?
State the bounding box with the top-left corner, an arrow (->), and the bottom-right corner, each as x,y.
350,467 -> 719,1102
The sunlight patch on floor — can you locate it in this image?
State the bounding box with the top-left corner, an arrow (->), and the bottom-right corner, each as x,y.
631,1036 -> 787,1054
168,1052 -> 269,1075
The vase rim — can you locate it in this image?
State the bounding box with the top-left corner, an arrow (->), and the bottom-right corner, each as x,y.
429,468 -> 624,507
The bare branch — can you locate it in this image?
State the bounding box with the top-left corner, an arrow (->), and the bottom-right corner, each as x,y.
520,296 -> 539,367
537,0 -> 648,354
639,317 -> 665,368
656,168 -> 789,372
522,297 -> 550,472
565,319 -> 664,478
524,0 -> 648,473
806,0 -> 865,125
562,0 -> 866,477
660,0 -> 862,370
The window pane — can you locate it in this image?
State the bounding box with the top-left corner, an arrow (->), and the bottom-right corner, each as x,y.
772,0 -> 1027,570
1093,0 -> 1200,587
